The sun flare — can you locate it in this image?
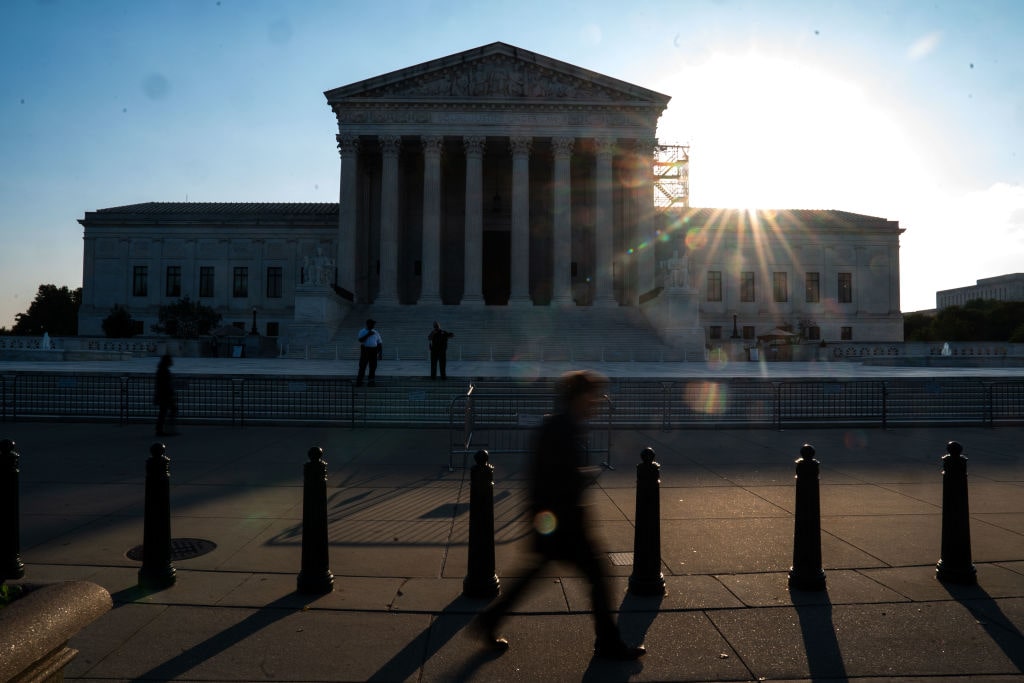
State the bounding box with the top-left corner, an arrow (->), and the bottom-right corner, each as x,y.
652,51 -> 925,214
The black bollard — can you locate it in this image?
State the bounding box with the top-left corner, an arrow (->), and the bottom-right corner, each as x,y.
788,444 -> 826,591
297,446 -> 334,594
936,441 -> 977,584
139,442 -> 176,590
1,439 -> 25,581
629,447 -> 665,595
463,449 -> 499,599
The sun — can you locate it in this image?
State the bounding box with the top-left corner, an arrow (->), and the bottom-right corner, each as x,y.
651,50 -> 920,214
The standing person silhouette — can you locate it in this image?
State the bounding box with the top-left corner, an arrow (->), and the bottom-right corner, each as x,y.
474,370 -> 646,660
356,318 -> 383,387
427,321 -> 454,380
153,354 -> 178,436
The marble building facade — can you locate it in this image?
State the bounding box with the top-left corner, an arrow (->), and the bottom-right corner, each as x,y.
76,43 -> 904,346
324,42 -> 668,309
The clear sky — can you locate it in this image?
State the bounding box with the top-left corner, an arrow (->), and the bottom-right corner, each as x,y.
2,0 -> 1022,328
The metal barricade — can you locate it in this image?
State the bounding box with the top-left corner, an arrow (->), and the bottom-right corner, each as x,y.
447,387 -> 613,471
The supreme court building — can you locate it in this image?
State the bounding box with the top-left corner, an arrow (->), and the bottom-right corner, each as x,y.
77,43 -> 904,349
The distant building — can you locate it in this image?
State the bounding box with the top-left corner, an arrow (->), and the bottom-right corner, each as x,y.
76,42 -> 905,347
936,274 -> 1024,309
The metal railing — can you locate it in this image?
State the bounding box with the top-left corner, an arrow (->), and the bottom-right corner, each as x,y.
446,385 -> 613,471
2,373 -> 1023,430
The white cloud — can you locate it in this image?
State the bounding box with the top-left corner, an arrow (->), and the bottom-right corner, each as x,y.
907,32 -> 942,60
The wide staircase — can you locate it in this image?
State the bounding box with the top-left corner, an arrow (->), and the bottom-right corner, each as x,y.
283,304 -> 696,363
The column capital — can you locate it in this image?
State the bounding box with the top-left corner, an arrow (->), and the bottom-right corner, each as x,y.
510,136 -> 533,156
463,135 -> 486,157
380,135 -> 402,156
595,137 -> 618,158
336,133 -> 359,156
552,136 -> 574,157
421,135 -> 444,156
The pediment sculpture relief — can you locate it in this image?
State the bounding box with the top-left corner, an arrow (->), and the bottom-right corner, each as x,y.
362,56 -> 631,102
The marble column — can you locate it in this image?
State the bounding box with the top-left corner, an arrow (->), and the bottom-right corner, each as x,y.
462,136 -> 486,305
377,135 -> 401,305
551,136 -> 574,306
634,139 -> 658,300
509,136 -> 532,306
594,138 -> 617,307
420,135 -> 444,304
336,134 -> 359,297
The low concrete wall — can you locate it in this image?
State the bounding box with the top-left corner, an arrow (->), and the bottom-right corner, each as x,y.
0,581 -> 112,682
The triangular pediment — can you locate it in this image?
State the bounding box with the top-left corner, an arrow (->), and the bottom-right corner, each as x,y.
325,42 -> 670,106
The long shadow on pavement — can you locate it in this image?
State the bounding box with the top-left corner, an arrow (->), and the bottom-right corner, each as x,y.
942,581 -> 1024,672
366,595 -> 482,682
792,588 -> 849,680
127,592 -> 319,681
580,592 -> 662,681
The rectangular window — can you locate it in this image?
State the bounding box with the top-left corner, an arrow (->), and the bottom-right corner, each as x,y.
742,325 -> 755,340
165,266 -> 181,298
132,266 -> 148,297
233,267 -> 248,298
266,321 -> 280,337
773,272 -> 788,302
266,266 -> 283,298
806,326 -> 821,341
740,272 -> 755,302
805,272 -> 820,303
199,266 -> 215,298
709,325 -> 722,340
838,272 -> 853,303
707,271 -> 722,302
841,326 -> 853,341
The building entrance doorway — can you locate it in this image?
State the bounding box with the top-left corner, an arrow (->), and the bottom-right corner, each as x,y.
482,230 -> 510,305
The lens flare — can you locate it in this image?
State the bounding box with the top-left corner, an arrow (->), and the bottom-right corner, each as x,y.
684,381 -> 728,415
684,227 -> 709,250
843,430 -> 868,450
534,510 -> 558,535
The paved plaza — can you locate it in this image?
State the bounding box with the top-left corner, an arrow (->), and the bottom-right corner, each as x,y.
1,359 -> 1023,681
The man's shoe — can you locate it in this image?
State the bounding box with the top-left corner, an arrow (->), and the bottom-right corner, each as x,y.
594,640 -> 646,660
469,616 -> 509,652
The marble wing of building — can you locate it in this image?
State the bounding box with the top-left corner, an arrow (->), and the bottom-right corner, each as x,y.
78,42 -> 904,356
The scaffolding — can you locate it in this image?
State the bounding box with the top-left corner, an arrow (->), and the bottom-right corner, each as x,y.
653,143 -> 690,210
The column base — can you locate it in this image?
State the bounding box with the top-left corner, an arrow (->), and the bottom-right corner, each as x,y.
418,294 -> 442,305
507,296 -> 533,307
460,296 -> 485,306
593,296 -> 619,308
550,294 -> 574,307
374,295 -> 399,306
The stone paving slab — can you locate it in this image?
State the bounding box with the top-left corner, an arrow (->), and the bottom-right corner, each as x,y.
708,601 -> 1024,679
3,420 -> 1023,681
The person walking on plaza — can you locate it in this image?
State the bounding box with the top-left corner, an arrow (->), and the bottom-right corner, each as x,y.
473,370 -> 646,661
356,318 -> 383,387
427,321 -> 455,380
153,354 -> 178,436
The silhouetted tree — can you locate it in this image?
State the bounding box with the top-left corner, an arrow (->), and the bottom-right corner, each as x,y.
12,284 -> 81,336
152,297 -> 221,338
904,311 -> 936,342
101,304 -> 139,338
904,299 -> 1024,342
